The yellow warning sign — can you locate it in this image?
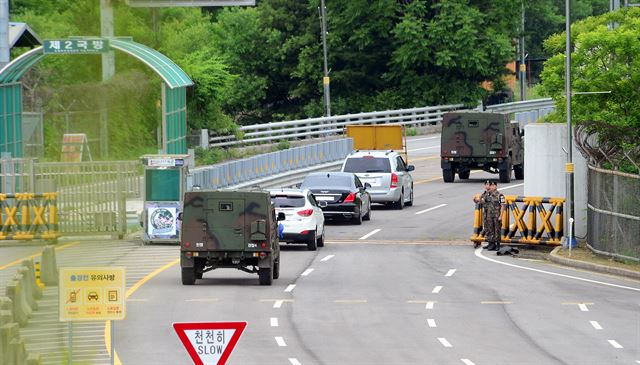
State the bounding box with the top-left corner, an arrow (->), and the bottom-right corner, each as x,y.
59,267 -> 126,322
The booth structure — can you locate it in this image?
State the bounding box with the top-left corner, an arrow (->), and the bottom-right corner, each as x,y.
141,154 -> 189,244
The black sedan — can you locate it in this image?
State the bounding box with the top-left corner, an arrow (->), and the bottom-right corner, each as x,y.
299,172 -> 372,224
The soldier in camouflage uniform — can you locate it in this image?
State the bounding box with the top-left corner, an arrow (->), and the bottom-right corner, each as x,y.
474,181 -> 505,251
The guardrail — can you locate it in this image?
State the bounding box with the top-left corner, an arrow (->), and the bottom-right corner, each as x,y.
192,138 -> 354,190
483,98 -> 555,114
209,104 -> 464,147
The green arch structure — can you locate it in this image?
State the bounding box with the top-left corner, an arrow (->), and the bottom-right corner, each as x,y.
0,38 -> 193,157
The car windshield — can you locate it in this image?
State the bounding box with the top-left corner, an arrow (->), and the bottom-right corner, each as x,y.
271,195 -> 305,208
301,174 -> 353,189
343,157 -> 391,173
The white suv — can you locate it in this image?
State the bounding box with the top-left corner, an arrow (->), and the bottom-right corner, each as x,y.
269,189 -> 326,250
341,150 -> 414,209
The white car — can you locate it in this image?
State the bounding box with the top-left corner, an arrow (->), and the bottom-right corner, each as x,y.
270,189 -> 326,251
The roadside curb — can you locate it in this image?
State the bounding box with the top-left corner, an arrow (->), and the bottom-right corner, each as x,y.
548,246 -> 640,280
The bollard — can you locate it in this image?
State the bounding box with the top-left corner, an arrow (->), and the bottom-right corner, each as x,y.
26,352 -> 42,365
21,260 -> 43,299
1,322 -> 19,365
5,277 -> 32,326
17,268 -> 38,311
41,246 -> 59,286
11,337 -> 27,365
34,262 -> 45,290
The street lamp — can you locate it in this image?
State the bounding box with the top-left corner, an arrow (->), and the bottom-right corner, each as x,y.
564,0 -> 575,247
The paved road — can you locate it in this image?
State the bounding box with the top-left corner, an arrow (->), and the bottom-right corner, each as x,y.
113,136 -> 640,365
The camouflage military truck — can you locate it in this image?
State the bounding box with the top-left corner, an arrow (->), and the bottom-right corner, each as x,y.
180,190 -> 282,286
440,112 -> 524,183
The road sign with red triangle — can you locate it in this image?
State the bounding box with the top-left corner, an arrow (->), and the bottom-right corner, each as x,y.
173,322 -> 247,365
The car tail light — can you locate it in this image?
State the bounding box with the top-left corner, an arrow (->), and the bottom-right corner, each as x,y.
261,242 -> 267,248
185,242 -> 190,248
297,209 -> 314,217
300,230 -> 309,235
391,173 -> 398,188
344,192 -> 356,203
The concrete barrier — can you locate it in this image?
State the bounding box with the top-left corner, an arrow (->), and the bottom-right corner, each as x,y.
1,322 -> 19,364
41,245 -> 59,286
17,268 -> 38,312
21,260 -> 43,300
11,337 -> 27,365
5,276 -> 32,326
26,353 -> 42,365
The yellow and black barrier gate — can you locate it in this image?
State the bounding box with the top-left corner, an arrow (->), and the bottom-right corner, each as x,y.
0,193 -> 60,241
472,195 -> 565,245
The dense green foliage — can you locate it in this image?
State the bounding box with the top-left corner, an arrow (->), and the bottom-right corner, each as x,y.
8,0 -> 608,160
539,7 -> 640,172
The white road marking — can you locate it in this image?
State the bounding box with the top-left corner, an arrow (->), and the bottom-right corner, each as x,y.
475,248 -> 640,292
500,183 -> 525,190
408,145 -> 440,152
321,254 -> 335,262
445,269 -> 456,277
590,321 -> 602,330
301,268 -> 314,276
579,303 -> 589,312
270,318 -> 278,327
359,229 -> 381,240
426,301 -> 435,310
275,336 -> 287,347
289,359 -> 302,365
285,284 -> 296,293
409,136 -> 440,142
432,286 -> 443,294
438,337 -> 452,348
461,359 -> 476,365
608,340 -> 623,349
427,319 -> 437,328
273,300 -> 284,308
416,203 -> 447,215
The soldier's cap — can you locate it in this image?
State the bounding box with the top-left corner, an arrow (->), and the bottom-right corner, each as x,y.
484,180 -> 491,185
488,180 -> 498,186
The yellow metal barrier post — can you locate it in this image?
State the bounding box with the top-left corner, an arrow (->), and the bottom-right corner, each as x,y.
0,193 -> 60,242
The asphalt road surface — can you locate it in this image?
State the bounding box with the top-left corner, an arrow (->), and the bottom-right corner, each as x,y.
113,135 -> 640,365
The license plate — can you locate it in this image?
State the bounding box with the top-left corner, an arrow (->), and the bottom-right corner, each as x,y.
315,196 -> 333,201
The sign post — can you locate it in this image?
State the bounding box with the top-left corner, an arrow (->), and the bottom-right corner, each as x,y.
173,322 -> 247,365
59,267 -> 126,364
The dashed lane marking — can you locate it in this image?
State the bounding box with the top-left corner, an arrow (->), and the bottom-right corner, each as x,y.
359,229 -> 381,240
285,284 -> 296,293
426,301 -> 435,310
289,359 -> 302,365
500,183 -> 525,190
461,359 -> 476,365
438,338 -> 453,348
408,145 -> 440,152
427,319 -> 437,328
432,286 -> 443,294
415,204 -> 447,215
301,268 -> 314,276
320,254 -> 335,262
445,269 -> 456,277
476,248 -> 640,292
608,340 -> 623,349
270,318 -> 278,327
590,321 -> 603,330
579,303 -> 589,312
274,300 -> 284,308
275,336 -> 287,347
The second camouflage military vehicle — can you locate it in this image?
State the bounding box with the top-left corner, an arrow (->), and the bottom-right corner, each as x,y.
440,111 -> 524,183
179,190 -> 282,286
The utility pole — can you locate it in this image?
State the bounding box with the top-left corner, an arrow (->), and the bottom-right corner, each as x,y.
319,0 -> 331,117
564,0 -> 574,246
519,1 -> 526,101
100,0 -> 115,81
0,0 -> 9,69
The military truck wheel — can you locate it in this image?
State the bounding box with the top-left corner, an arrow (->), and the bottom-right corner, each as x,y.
258,266 -> 273,286
514,164 -> 524,180
181,267 -> 196,285
499,166 -> 512,183
273,259 -> 280,279
443,169 -> 455,183
307,230 -> 318,251
458,170 -> 470,179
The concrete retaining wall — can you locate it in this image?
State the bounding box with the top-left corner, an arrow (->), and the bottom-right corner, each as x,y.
524,123 -> 588,237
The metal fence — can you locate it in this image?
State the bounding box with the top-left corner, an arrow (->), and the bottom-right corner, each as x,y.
192,138 -> 354,190
587,165 -> 640,261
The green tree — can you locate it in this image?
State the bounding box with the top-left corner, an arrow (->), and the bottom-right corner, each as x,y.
540,8 -> 640,153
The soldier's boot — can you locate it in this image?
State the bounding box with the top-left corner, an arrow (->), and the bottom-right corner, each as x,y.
495,242 -> 501,252
485,242 -> 496,251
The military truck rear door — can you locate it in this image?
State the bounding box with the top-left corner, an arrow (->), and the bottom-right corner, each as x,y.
205,198 -> 246,251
